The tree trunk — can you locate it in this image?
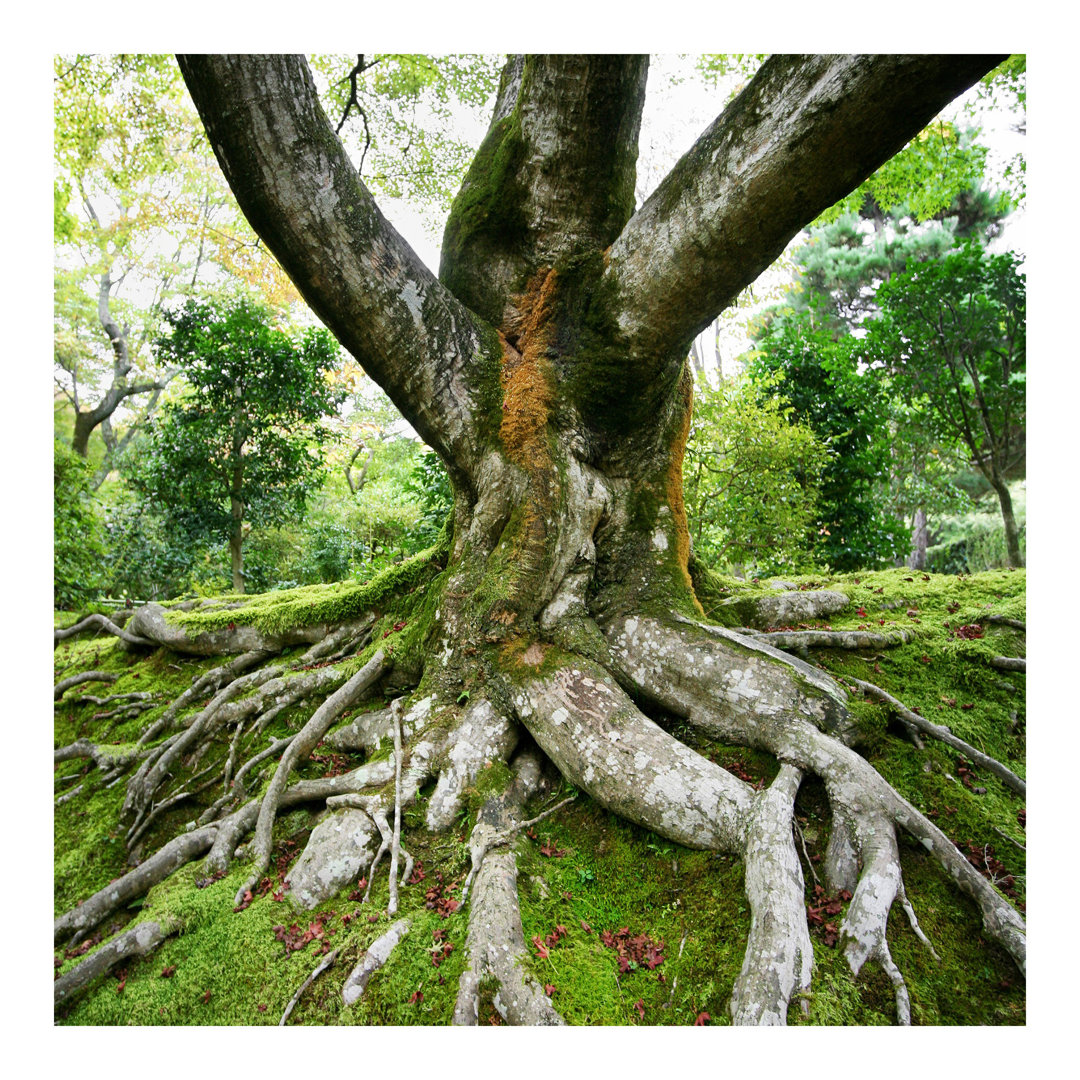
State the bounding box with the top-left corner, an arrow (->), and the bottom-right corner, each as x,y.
906,507 -> 927,570
991,477 -> 1023,568
147,52 -> 1024,1025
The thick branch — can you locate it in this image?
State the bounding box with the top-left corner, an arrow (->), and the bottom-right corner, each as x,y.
606,54 -> 1006,368
176,54 -> 487,488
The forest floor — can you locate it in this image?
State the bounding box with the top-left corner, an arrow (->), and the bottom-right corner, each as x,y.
53,566 -> 1026,1025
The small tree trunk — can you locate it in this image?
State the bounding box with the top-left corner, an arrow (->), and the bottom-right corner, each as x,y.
906,508 -> 927,570
991,478 -> 1023,568
71,412 -> 95,459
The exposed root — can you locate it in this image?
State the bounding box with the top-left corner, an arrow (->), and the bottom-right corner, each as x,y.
387,699 -> 404,915
730,764 -> 813,1025
846,676 -> 1025,797
987,615 -> 1025,632
137,650 -> 271,747
234,650 -> 388,905
453,746 -> 565,1026
604,613 -> 1027,980
459,793 -> 576,907
55,918 -> 181,1009
425,698 -> 519,831
54,614 -> 154,648
55,671 -> 119,701
55,826 -> 217,946
506,654 -> 752,852
749,628 -> 918,651
342,919 -> 412,1006
990,656 -> 1026,673
280,948 -> 338,1025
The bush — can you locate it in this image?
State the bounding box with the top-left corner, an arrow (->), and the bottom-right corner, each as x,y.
54,440 -> 105,609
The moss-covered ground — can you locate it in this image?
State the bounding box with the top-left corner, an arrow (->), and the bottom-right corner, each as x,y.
54,567 -> 1025,1025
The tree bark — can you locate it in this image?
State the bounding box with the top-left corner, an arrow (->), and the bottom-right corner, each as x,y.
907,507 -> 927,570
161,53 -> 1023,1024
991,477 -> 1023,568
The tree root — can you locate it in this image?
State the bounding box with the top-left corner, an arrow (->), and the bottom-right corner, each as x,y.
280,948 -> 339,1025
729,763 -> 813,1025
341,919 -> 412,1006
55,917 -> 181,1009
453,747 -> 565,1026
137,649 -> 272,747
234,650 -> 387,905
54,826 -> 217,946
846,677 -> 1025,797
748,628 -> 918,650
601,611 -> 1026,1014
54,614 -> 154,648
55,671 -> 119,701
990,656 -> 1026,672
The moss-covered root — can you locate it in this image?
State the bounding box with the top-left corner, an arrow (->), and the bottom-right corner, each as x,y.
54,826 -> 217,947
54,917 -> 181,1010
730,764 -> 813,1025
846,676 -> 1026,797
454,747 -> 565,1026
54,613 -> 154,649
234,650 -> 388,906
605,612 -> 1027,978
426,698 -> 520,831
342,919 -> 412,1007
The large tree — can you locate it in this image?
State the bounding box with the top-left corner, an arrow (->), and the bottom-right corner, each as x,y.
54,55 -> 1025,1026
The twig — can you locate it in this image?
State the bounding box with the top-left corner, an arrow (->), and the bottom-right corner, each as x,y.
666,932 -> 688,1008
459,795 -> 577,906
279,948 -> 338,1026
992,824 -> 1026,852
793,819 -> 820,887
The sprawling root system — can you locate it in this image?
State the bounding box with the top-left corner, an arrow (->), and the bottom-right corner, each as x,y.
53,579 -> 1026,1024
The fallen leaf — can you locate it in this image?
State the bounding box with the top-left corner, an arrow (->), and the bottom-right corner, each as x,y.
694,1012 -> 710,1026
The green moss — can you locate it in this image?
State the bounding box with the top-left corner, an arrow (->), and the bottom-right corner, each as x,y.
164,538 -> 448,638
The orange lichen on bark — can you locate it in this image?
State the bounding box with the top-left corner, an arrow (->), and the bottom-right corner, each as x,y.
499,268 -> 558,471
666,364 -> 699,605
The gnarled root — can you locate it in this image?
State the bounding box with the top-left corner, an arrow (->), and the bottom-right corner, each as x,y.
55,917 -> 181,1009
730,763 -> 813,1025
342,919 -> 412,1006
604,612 -> 1027,999
453,746 -> 565,1026
233,650 -> 387,905
54,826 -> 217,946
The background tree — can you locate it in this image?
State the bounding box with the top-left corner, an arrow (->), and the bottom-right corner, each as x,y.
133,297 -> 345,592
861,243 -> 1026,566
53,440 -> 105,609
748,317 -> 907,570
684,372 -> 827,575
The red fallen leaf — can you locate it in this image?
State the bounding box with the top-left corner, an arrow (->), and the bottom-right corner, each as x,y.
545,983 -> 556,996
961,703 -> 975,710
856,607 -> 867,617
408,990 -> 423,1004
694,1012 -> 710,1026
202,989 -> 212,1004
920,654 -> 931,664
160,965 -> 176,978
657,972 -> 666,984
368,914 -> 380,923
580,920 -> 592,933
532,935 -> 550,959
228,622 -> 236,631
116,979 -> 126,994
539,841 -> 567,858
634,999 -> 645,1021
257,1004 -> 267,1012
